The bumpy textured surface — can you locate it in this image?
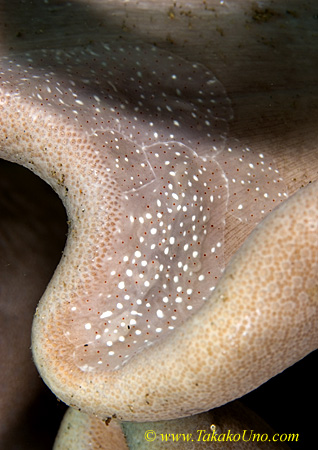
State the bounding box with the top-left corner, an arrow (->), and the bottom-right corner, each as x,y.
1,39 -> 316,422
31,178 -> 317,421
0,42 -> 287,368
123,402 -> 291,449
54,407 -> 128,450
55,403 -> 290,449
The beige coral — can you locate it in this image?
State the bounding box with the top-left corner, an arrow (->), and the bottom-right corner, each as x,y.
0,0 -> 317,448
31,179 -> 318,421
54,403 -> 292,449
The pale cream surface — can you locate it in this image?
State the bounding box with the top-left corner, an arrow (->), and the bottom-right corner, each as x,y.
55,403 -> 291,449
0,0 -> 317,436
0,41 -> 287,372
124,402 -> 291,449
31,180 -> 318,421
54,408 -> 128,450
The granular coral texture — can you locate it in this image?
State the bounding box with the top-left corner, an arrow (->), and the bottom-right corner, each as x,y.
0,41 -> 287,369
54,408 -> 128,450
124,401 -> 292,449
0,40 -> 295,421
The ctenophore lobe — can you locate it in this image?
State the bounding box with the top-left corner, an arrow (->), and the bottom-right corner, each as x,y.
0,41 -> 233,156
66,137 -> 287,372
0,41 -> 287,371
68,137 -> 228,371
